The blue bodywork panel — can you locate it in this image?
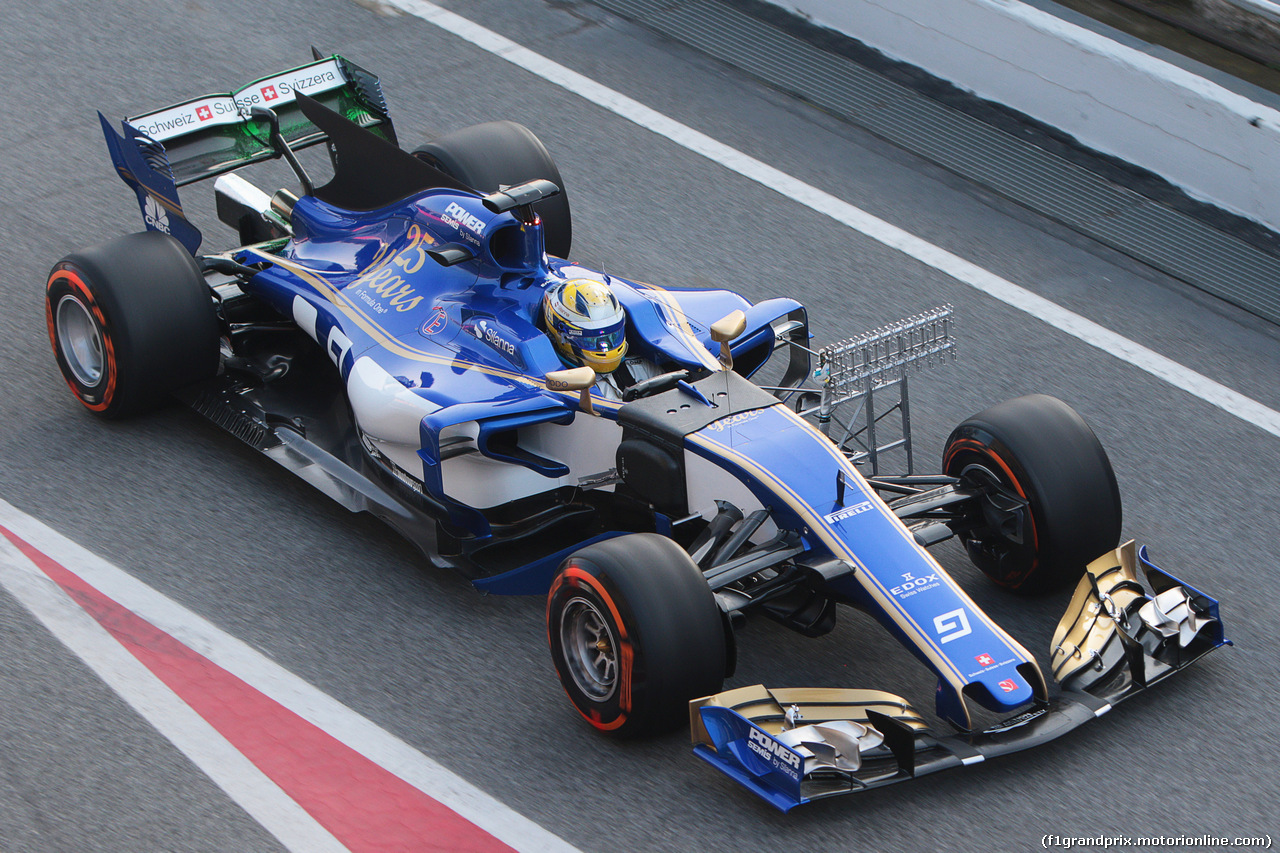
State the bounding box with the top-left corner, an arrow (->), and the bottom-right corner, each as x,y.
685,403 -> 1041,725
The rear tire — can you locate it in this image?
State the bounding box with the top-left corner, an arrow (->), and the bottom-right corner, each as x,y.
46,231 -> 219,418
414,121 -> 572,258
547,534 -> 725,737
943,394 -> 1122,594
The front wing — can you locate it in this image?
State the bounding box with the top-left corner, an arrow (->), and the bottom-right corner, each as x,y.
690,542 -> 1228,810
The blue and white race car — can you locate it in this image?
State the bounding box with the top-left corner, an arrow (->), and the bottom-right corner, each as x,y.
46,56 -> 1229,810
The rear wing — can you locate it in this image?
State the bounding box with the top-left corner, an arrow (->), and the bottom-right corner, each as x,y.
123,55 -> 395,186
101,55 -> 396,254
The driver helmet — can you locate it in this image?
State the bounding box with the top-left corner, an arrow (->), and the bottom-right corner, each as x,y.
542,278 -> 628,373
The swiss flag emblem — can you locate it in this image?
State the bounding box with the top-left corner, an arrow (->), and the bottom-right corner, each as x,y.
975,653 -> 994,667
998,678 -> 1018,693
195,105 -> 212,121
262,85 -> 278,101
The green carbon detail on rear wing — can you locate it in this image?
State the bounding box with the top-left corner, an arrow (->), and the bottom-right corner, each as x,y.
122,55 -> 396,186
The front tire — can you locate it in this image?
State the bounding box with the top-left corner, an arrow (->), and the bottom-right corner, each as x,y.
46,231 -> 219,418
547,534 -> 725,737
943,394 -> 1122,594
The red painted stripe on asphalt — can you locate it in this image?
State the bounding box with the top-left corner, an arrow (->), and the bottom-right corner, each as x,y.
1,526 -> 515,853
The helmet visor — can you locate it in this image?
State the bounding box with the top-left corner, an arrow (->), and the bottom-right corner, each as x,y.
573,325 -> 626,355
563,319 -> 627,372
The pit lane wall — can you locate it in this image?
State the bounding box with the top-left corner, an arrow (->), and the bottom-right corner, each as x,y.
764,0 -> 1280,234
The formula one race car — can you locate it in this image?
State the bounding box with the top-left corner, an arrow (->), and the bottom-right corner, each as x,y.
46,56 -> 1229,810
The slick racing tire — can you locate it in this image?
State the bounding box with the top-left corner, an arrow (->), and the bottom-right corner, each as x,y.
547,533 -> 726,737
413,121 -> 572,258
46,231 -> 219,418
943,394 -> 1122,594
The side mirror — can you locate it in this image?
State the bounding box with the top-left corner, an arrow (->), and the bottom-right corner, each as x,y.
710,310 -> 747,371
482,179 -> 561,225
546,366 -> 599,416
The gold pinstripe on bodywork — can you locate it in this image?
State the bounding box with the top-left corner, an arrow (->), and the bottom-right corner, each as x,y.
245,248 -> 626,413
688,427 -> 973,694
772,405 -> 1043,672
628,281 -> 722,372
114,166 -> 186,219
690,406 -> 1047,726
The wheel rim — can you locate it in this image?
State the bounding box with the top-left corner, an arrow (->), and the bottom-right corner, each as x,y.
956,459 -> 1035,582
560,596 -> 619,701
959,460 -> 1004,498
56,295 -> 105,387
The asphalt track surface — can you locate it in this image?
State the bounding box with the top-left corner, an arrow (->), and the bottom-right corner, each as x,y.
0,0 -> 1277,850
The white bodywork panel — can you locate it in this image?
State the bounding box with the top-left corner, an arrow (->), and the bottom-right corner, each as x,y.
441,412 -> 622,509
346,356 -> 442,476
685,450 -> 778,543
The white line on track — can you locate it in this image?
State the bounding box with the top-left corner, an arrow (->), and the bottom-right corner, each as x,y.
391,0 -> 1280,441
0,526 -> 351,853
0,498 -> 581,853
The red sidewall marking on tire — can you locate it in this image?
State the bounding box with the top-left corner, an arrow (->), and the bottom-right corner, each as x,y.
557,564 -> 634,729
47,269 -> 117,412
0,525 -> 515,853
